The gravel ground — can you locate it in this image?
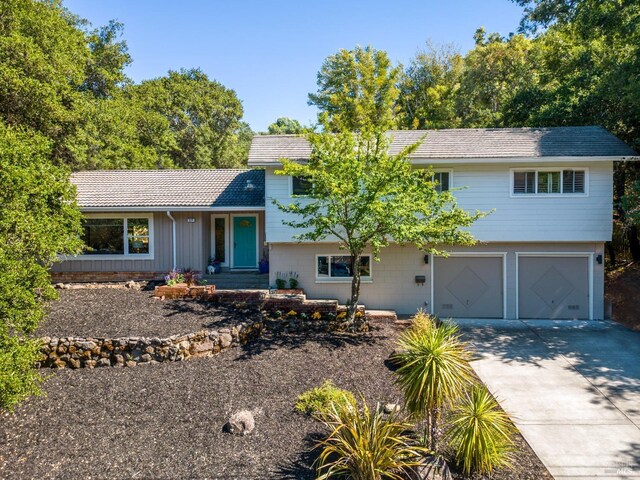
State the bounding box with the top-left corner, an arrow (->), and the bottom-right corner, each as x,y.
2,320 -> 549,480
38,288 -> 256,338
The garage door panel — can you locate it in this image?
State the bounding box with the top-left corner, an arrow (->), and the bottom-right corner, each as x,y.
519,256 -> 589,320
434,256 -> 503,319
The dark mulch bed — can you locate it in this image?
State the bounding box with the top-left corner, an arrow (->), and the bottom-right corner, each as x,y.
2,320 -> 549,480
38,288 -> 257,338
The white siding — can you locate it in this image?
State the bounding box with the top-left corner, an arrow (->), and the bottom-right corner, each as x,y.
265,161 -> 613,243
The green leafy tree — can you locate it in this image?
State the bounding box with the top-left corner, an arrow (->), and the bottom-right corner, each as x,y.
0,0 -> 89,163
127,68 -> 251,168
456,29 -> 535,127
397,42 -> 464,129
267,117 -> 306,134
277,73 -> 484,322
308,46 -> 401,132
0,123 -> 83,409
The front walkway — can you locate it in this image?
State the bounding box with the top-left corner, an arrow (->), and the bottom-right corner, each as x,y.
456,319 -> 640,480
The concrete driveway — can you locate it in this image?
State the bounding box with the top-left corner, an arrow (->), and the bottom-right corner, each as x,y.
456,319 -> 640,480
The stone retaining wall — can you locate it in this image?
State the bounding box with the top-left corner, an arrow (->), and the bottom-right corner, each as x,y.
37,314 -> 370,369
38,321 -> 263,369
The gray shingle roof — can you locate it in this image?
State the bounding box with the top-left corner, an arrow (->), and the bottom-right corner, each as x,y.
72,169 -> 265,209
248,127 -> 637,165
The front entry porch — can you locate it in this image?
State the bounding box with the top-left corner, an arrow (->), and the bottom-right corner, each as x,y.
210,213 -> 263,270
202,271 -> 269,289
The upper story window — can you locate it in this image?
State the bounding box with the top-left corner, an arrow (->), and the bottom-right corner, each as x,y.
512,169 -> 587,196
79,214 -> 154,259
418,169 -> 451,192
291,176 -> 312,196
433,171 -> 451,193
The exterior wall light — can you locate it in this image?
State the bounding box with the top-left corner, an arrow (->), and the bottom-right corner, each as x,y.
424,254 -> 430,264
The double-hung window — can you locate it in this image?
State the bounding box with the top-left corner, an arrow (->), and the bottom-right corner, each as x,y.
316,254 -> 372,282
513,169 -> 587,195
80,214 -> 153,258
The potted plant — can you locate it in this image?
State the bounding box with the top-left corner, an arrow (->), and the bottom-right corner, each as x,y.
259,256 -> 269,274
274,271 -> 304,294
207,256 -> 221,274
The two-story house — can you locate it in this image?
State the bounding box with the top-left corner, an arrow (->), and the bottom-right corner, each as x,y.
53,126 -> 636,320
248,127 -> 636,319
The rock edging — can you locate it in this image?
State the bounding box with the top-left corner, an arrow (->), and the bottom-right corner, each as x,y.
37,321 -> 262,369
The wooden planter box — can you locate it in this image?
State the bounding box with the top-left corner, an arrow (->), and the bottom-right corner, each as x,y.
154,284 -> 215,299
273,289 -> 304,295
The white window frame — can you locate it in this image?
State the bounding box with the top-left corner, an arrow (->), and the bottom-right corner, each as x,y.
71,213 -> 154,260
510,167 -> 589,197
315,254 -> 373,283
289,175 -> 313,197
432,169 -> 453,192
210,214 -> 230,267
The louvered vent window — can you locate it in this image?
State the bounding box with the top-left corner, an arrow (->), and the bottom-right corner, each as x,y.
513,171 -> 536,194
513,169 -> 586,195
562,170 -> 586,193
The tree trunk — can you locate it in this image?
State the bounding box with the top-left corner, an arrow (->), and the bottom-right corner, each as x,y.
347,254 -> 363,325
628,226 -> 640,262
606,241 -> 616,266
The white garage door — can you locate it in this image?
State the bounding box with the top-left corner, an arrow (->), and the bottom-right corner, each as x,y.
518,256 -> 589,320
433,256 -> 504,319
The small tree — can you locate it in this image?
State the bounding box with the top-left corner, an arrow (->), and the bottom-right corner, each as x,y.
275,126 -> 484,324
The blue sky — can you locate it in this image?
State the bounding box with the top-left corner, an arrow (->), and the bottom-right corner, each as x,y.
65,0 -> 524,132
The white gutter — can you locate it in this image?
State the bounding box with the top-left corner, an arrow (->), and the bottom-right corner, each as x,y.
166,211 -> 177,270
81,206 -> 265,212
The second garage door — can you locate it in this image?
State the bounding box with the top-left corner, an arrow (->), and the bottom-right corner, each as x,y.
518,255 -> 589,320
433,256 -> 504,319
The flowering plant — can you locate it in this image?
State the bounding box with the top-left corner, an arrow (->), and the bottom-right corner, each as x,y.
286,310 -> 297,317
336,311 -> 347,320
164,268 -> 185,286
312,311 -> 322,320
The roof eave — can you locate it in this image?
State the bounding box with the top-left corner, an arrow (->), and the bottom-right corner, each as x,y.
80,206 -> 266,212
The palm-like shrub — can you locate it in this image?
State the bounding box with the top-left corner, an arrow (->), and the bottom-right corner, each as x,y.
393,316 -> 474,449
446,384 -> 515,475
316,399 -> 427,480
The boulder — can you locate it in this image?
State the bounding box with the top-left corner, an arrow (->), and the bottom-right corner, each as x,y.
224,410 -> 255,435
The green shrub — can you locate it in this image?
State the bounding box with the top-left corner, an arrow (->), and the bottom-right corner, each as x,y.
0,336 -> 44,410
446,384 -> 516,475
295,380 -> 356,416
316,398 -> 428,480
393,320 -> 474,449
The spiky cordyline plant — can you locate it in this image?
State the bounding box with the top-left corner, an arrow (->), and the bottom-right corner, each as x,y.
315,399 -> 428,480
446,384 -> 516,475
393,316 -> 474,450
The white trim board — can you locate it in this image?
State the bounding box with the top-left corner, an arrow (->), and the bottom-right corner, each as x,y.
429,252 -> 508,320
210,214 -> 230,267
515,252 -> 594,320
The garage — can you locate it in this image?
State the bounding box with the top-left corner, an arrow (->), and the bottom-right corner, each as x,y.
433,255 -> 504,319
518,255 -> 590,320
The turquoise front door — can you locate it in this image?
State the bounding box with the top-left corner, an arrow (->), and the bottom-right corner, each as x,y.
233,216 -> 257,268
